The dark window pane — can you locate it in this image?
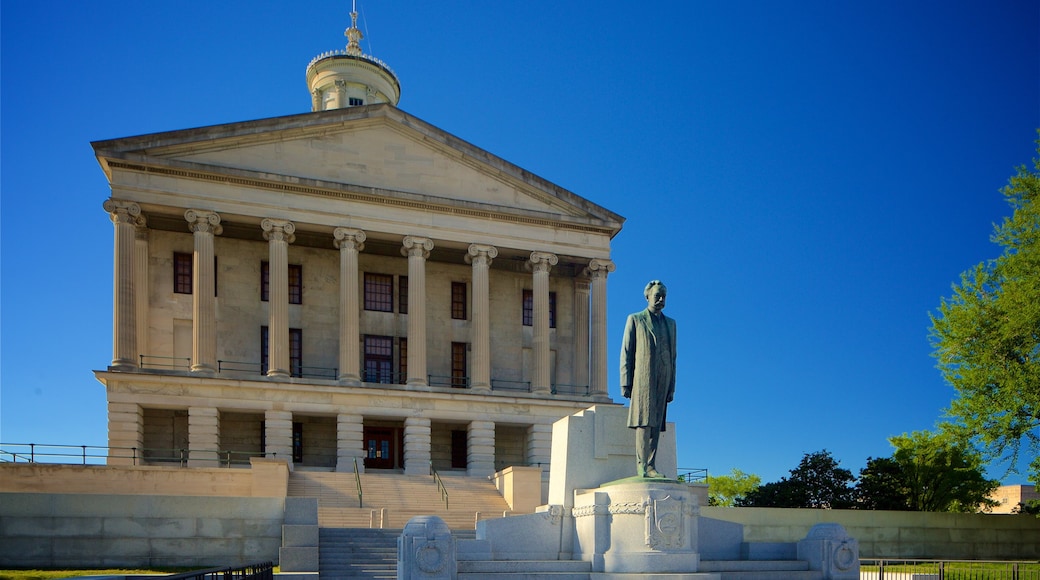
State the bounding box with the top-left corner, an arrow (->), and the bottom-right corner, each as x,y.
451,282 -> 467,320
174,252 -> 193,294
364,273 -> 393,312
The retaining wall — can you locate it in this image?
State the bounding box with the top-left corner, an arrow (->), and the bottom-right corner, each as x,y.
0,493 -> 284,568
702,506 -> 1040,560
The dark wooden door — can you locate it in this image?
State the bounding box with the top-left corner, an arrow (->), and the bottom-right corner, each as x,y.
364,427 -> 396,470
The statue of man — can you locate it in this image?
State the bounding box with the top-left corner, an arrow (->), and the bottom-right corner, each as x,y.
620,280 -> 677,478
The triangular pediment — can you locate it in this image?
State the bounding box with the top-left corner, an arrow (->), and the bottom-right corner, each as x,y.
92,105 -> 623,230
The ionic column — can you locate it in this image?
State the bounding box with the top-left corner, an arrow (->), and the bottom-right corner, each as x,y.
467,420 -> 496,478
573,276 -> 591,394
466,244 -> 498,393
264,410 -> 293,461
403,416 -> 432,475
334,228 -> 366,385
528,252 -> 558,394
188,406 -> 219,467
107,401 -> 143,466
401,236 -> 434,387
336,413 -> 365,473
587,259 -> 616,400
103,199 -> 141,371
262,219 -> 296,378
186,210 -> 222,374
134,220 -> 150,360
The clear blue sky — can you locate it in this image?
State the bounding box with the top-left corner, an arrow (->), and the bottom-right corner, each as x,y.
2,1 -> 1037,485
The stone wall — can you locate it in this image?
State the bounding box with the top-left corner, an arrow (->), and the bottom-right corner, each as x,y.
0,493 -> 284,568
702,506 -> 1040,560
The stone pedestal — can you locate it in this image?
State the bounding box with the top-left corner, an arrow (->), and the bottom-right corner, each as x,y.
398,515 -> 456,580
573,481 -> 701,574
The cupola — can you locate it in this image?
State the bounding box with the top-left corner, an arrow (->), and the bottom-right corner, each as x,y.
306,3 -> 400,111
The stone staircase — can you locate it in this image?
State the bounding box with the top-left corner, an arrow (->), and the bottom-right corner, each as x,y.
287,470 -> 512,530
317,527 -> 478,579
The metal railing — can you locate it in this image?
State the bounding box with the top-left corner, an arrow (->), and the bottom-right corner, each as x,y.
218,359 -> 261,373
430,462 -> 449,509
552,383 -> 590,396
860,559 -> 1040,579
157,561 -> 273,580
353,456 -> 363,508
362,369 -> 405,384
677,467 -> 709,483
491,379 -> 531,392
429,374 -> 469,388
140,354 -> 191,370
0,442 -> 272,467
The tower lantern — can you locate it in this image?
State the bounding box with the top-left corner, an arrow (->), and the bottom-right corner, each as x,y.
306,3 -> 400,111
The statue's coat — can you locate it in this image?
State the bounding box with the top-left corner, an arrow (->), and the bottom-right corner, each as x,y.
620,308 -> 677,431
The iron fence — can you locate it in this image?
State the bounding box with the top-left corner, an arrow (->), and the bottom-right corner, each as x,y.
860,559 -> 1040,579
0,442 -> 273,467
148,561 -> 274,580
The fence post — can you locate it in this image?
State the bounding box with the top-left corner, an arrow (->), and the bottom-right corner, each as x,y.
82,445 -> 87,465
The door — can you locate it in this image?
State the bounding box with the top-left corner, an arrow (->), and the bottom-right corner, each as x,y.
451,430 -> 468,469
364,427 -> 396,470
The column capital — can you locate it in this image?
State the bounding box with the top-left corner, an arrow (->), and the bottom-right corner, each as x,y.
528,251 -> 559,273
185,209 -> 223,236
401,235 -> 434,258
103,199 -> 141,224
465,243 -> 498,265
334,227 -> 367,251
585,258 -> 616,278
262,218 -> 296,243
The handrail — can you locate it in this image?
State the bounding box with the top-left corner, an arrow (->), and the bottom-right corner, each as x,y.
677,467 -> 709,483
0,442 -> 274,468
430,462 -> 449,510
156,561 -> 273,580
353,456 -> 363,508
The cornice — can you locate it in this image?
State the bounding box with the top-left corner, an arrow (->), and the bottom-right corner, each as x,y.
103,158 -> 620,237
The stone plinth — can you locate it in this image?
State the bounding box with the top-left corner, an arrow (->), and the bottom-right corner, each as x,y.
573,481 -> 701,574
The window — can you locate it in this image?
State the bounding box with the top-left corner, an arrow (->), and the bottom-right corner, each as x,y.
349,97 -> 364,106
398,338 -> 408,383
451,342 -> 468,388
261,262 -> 302,304
364,273 -> 393,312
451,282 -> 467,320
261,326 -> 303,377
522,289 -> 557,328
364,335 -> 394,383
174,252 -> 192,294
290,328 -> 302,377
398,276 -> 409,314
174,252 -> 217,295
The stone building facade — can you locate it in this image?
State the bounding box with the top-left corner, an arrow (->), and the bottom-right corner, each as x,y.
92,12 -> 624,493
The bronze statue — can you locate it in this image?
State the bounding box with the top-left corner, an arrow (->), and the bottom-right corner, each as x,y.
620,280 -> 677,478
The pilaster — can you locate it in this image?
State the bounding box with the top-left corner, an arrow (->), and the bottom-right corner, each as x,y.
103,199 -> 141,371
466,244 -> 497,393
336,413 -> 365,473
573,276 -> 591,394
134,221 -> 150,360
187,406 -> 220,467
186,210 -> 222,374
263,219 -> 295,378
265,410 -> 294,462
106,401 -> 143,466
467,420 -> 496,478
334,228 -> 366,385
402,236 -> 434,388
403,416 -> 432,476
587,259 -> 616,400
528,252 -> 558,394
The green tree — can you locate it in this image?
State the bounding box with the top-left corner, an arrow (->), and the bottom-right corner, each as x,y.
736,450 -> 855,509
929,137 -> 1040,485
705,468 -> 761,506
856,431 -> 998,512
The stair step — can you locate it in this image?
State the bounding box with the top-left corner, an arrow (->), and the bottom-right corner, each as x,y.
700,560 -> 810,572
459,560 -> 592,573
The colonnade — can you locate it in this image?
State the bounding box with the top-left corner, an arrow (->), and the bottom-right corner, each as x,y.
104,201 -> 615,397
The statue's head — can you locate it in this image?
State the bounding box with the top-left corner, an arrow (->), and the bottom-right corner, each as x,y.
644,280 -> 667,313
